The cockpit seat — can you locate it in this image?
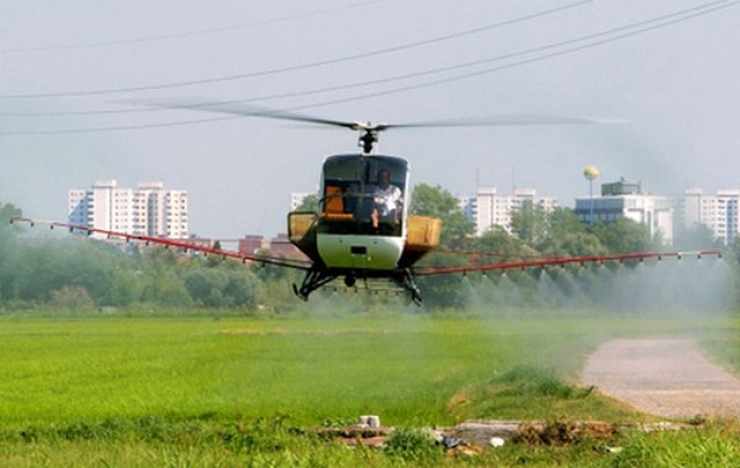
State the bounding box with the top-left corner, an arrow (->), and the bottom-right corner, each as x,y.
322,186 -> 353,221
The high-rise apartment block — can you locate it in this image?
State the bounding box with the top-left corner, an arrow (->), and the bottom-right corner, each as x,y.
459,187 -> 558,236
680,188 -> 740,245
290,192 -> 314,211
68,179 -> 188,238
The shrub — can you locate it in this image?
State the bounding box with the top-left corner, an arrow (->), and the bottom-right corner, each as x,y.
383,427 -> 442,462
49,285 -> 95,311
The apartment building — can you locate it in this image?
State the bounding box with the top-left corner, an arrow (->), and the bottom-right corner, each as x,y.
290,192 -> 314,211
68,179 -> 188,238
679,188 -> 740,245
459,187 -> 558,236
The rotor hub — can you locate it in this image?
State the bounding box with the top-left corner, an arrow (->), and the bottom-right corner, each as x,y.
358,130 -> 379,154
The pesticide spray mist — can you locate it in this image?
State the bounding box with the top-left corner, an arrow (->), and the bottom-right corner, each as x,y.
459,255 -> 735,316
293,254 -> 735,318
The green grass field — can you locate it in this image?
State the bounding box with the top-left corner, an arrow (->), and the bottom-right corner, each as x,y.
1,308 -> 739,466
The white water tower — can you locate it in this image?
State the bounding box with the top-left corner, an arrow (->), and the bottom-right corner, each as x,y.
583,166 -> 599,224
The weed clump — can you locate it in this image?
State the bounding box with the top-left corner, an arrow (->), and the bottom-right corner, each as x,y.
383,427 -> 443,462
514,420 -> 584,446
496,366 -> 593,399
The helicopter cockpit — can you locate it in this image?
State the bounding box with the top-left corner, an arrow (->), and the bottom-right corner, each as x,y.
319,154 -> 409,237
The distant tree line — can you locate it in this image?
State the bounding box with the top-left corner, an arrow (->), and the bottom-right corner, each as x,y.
0,190 -> 734,312
0,202 -> 277,312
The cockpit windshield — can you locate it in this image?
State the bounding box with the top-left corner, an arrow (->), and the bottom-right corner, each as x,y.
319,154 -> 408,236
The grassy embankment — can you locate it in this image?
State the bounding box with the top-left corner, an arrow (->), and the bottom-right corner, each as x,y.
0,308 -> 738,466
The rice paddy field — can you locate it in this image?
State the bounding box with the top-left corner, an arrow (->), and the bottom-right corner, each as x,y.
1,308 -> 739,466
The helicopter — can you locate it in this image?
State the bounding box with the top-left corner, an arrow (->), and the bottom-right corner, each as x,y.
9,102 -> 724,304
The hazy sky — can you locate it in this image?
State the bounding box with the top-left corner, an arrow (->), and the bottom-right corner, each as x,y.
2,1 -> 738,238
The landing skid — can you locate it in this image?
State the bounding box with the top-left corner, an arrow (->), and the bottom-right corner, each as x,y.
293,267 -> 422,305
293,266 -> 339,302
388,269 -> 422,305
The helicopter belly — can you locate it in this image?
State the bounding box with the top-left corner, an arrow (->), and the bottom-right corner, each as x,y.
317,234 -> 404,270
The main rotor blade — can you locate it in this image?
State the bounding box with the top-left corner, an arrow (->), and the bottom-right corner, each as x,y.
126,98 -> 626,130
127,98 -> 362,130
384,114 -> 628,129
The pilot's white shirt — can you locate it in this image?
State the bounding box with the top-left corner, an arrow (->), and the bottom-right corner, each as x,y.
374,185 -> 403,218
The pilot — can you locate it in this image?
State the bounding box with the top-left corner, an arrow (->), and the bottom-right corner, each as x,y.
371,168 -> 403,229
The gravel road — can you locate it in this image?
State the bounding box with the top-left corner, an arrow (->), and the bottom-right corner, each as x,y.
581,338 -> 740,418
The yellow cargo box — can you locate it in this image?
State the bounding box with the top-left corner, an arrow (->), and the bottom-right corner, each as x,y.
288,212 -> 319,262
288,212 -> 318,243
406,215 -> 441,250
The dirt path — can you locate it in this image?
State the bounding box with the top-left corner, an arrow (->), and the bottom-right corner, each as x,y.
581,338 -> 740,419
